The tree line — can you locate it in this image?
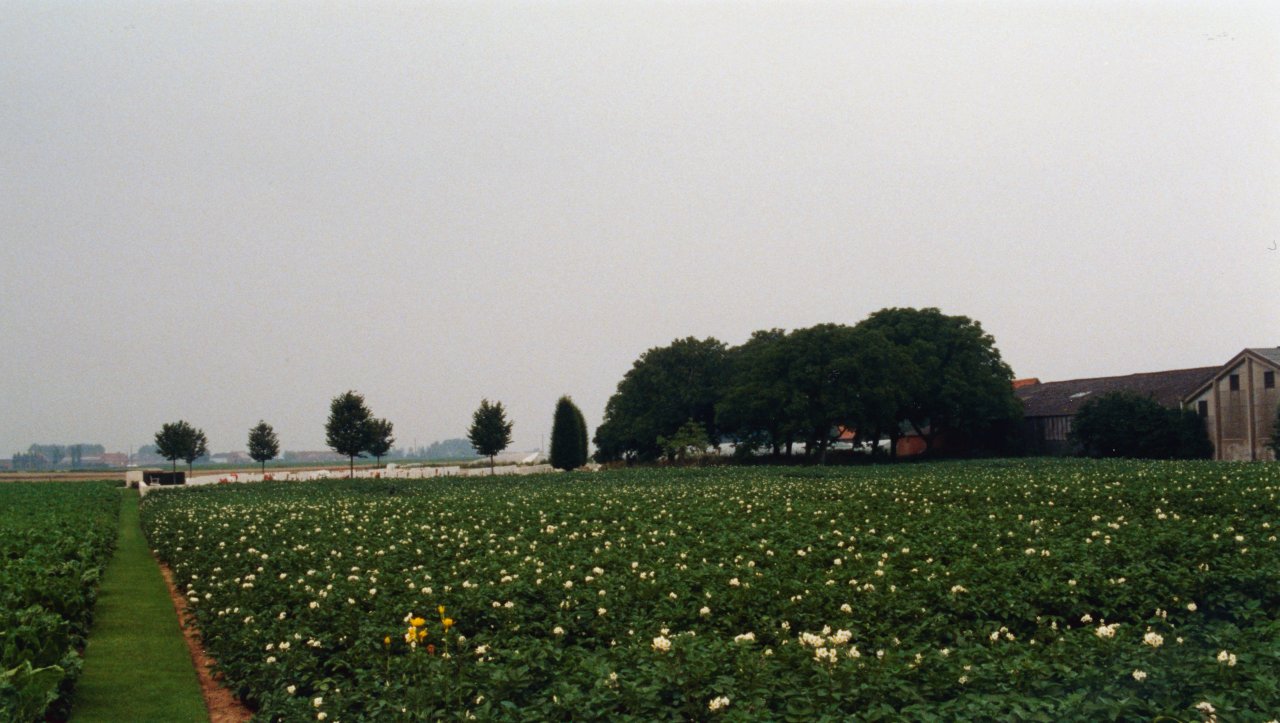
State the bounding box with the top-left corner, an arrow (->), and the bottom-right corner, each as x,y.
8,443 -> 108,470
593,307 -> 1022,463
147,392 -> 595,479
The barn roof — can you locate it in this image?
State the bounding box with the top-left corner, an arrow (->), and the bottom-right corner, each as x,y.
1015,367 -> 1218,418
1247,347 -> 1280,367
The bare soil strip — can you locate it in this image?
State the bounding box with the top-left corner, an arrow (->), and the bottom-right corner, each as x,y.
159,560 -> 254,723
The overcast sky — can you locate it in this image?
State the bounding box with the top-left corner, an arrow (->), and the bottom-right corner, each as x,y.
2,1 -> 1277,457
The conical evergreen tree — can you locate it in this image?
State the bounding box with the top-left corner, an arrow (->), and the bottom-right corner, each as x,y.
550,396 -> 587,471
573,404 -> 589,468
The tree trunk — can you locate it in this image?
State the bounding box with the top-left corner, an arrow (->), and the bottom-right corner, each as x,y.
350,456 -> 355,479
490,455 -> 495,475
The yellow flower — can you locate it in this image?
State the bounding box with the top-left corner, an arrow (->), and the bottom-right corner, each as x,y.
410,617 -> 426,628
383,636 -> 391,646
442,617 -> 454,631
438,605 -> 446,615
417,628 -> 429,642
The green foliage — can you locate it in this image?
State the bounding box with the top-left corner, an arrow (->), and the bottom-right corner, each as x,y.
247,421 -> 280,473
1070,392 -> 1213,459
594,337 -> 728,462
326,391 -> 374,477
656,418 -> 711,462
363,418 -> 395,466
0,482 -> 120,721
599,309 -> 1020,464
139,460 -> 1280,720
856,307 -> 1021,452
550,396 -> 588,471
468,399 -> 513,472
153,420 -> 207,475
717,329 -> 799,456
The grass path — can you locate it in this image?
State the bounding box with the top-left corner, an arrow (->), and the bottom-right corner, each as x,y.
72,488 -> 208,722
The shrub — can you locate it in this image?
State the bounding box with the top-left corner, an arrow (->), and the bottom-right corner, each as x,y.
1070,392 -> 1212,459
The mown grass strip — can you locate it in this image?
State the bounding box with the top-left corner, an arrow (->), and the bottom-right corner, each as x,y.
71,489 -> 207,722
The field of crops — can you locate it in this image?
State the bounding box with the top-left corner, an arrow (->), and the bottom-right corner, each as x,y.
1,481 -> 120,721
141,460 -> 1280,721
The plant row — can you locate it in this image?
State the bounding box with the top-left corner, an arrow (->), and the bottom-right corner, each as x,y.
1,481 -> 121,721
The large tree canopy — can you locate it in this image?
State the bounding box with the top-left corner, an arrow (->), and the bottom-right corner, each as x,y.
717,329 -> 798,456
595,308 -> 1020,464
593,337 -> 728,462
855,307 -> 1020,452
717,325 -> 916,461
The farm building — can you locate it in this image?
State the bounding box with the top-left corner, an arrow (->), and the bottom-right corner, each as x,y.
1015,366 -> 1218,455
1016,347 -> 1280,460
1184,348 -> 1280,461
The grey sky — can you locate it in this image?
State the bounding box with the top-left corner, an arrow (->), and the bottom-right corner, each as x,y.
2,1 -> 1277,457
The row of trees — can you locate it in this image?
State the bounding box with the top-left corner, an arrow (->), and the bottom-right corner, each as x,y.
8,443 -> 107,470
593,307 -> 1022,463
150,393 -> 526,480
153,420 -> 282,475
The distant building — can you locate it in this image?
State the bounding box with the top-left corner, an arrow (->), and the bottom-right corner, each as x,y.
101,452 -> 128,468
282,450 -> 347,464
209,451 -> 252,465
1184,348 -> 1280,462
1015,367 -> 1218,455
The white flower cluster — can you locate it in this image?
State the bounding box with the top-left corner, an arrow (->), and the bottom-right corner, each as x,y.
1142,631 -> 1163,648
708,696 -> 731,712
1216,650 -> 1237,667
651,635 -> 672,652
1095,622 -> 1119,639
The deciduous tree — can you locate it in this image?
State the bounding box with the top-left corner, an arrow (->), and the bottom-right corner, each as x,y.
155,421 -> 190,474
363,418 -> 395,467
856,307 -> 1019,455
656,418 -> 711,463
468,399 -> 513,475
247,421 -> 280,474
593,337 -> 727,462
182,428 -> 208,477
154,420 -> 205,476
326,391 -> 373,478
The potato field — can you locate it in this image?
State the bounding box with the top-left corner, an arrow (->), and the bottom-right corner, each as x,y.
140,460 -> 1280,721
1,481 -> 120,721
